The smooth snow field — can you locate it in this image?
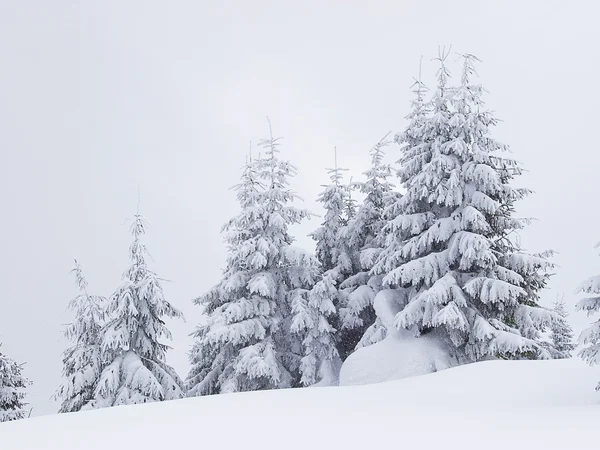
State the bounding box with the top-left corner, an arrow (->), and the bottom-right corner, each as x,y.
2,358 -> 599,450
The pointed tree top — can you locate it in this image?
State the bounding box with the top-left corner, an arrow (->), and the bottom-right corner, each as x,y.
410,55 -> 429,110
370,131 -> 392,168
433,45 -> 452,95
325,146 -> 348,186
70,258 -> 88,294
457,52 -> 481,86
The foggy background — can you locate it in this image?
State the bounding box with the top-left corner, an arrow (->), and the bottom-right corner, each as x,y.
1,0 -> 598,416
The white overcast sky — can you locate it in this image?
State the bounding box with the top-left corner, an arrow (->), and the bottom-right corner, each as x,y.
1,0 -> 599,416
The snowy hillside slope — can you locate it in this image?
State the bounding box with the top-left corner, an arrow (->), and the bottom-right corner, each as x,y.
2,358 -> 599,450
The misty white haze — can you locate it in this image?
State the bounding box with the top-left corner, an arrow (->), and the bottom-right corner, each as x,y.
0,0 -> 599,417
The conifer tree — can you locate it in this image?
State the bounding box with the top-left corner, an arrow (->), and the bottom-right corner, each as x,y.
311,148 -> 350,274
548,295 -> 575,359
576,244 -> 600,390
0,346 -> 30,422
87,208 -> 184,408
373,50 -> 555,363
340,134 -> 399,354
188,122 -> 336,394
186,153 -> 263,396
54,259 -> 106,413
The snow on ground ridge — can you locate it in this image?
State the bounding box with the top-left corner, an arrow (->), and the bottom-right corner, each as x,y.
2,358 -> 600,450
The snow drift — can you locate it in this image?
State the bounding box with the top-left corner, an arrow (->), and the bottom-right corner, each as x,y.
2,358 -> 600,450
340,289 -> 452,386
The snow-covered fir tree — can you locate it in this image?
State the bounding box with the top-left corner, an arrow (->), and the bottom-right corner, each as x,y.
86,210 -> 184,407
188,123 -> 337,394
308,149 -> 361,362
373,50 -> 555,363
54,259 -> 106,413
548,296 -> 575,359
339,133 -> 399,356
0,346 -> 31,422
576,243 -> 600,390
311,148 -> 351,274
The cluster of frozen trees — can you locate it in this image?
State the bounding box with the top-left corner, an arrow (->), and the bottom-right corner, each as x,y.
185,50 -> 583,395
51,209 -> 185,414
2,50 -> 597,422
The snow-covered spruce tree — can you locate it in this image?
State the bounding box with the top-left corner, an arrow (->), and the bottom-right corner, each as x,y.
576,244 -> 600,390
311,148 -> 351,274
186,155 -> 263,396
547,295 -> 575,359
308,150 -> 360,362
373,50 -> 555,363
188,123 -> 337,394
86,211 -> 184,408
0,346 -> 31,422
339,134 -> 400,355
54,259 -> 106,413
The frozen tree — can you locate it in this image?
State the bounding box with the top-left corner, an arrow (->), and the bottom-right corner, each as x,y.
186,150 -> 270,396
547,295 -> 575,359
311,148 -> 350,273
291,262 -> 339,386
0,346 -> 30,422
339,133 -> 399,355
373,50 -> 555,363
188,123 -> 337,394
308,149 -> 359,362
87,209 -> 184,408
54,259 -> 106,413
576,243 -> 600,390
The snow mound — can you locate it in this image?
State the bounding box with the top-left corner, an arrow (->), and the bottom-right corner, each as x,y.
2,359 -> 600,449
340,289 -> 452,386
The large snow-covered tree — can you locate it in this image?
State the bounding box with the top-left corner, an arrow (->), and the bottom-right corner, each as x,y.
54,259 -> 106,413
339,134 -> 399,356
576,243 -> 600,390
0,346 -> 30,422
188,123 -> 337,394
86,211 -> 184,408
548,296 -> 575,359
373,50 -> 555,363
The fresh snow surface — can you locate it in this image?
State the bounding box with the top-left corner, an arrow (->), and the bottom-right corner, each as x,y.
2,358 -> 600,450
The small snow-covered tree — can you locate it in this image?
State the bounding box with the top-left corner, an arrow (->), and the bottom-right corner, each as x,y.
339,133 -> 399,355
87,211 -> 184,408
576,243 -> 600,390
373,50 -> 555,363
309,150 -> 360,362
54,259 -> 106,413
291,261 -> 339,386
311,148 -> 350,274
0,346 -> 31,422
188,122 -> 337,394
548,295 -> 575,359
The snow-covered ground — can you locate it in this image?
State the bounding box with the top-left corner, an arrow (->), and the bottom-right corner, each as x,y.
2,358 -> 599,450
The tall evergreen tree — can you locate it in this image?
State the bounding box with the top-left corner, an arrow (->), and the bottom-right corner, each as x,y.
0,346 -> 30,422
373,50 -> 555,363
548,295 -> 575,359
54,259 -> 106,413
576,243 -> 600,390
309,150 -> 360,362
339,134 -> 399,355
186,153 -> 264,396
311,148 -> 351,274
86,210 -> 184,408
188,122 -> 336,394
